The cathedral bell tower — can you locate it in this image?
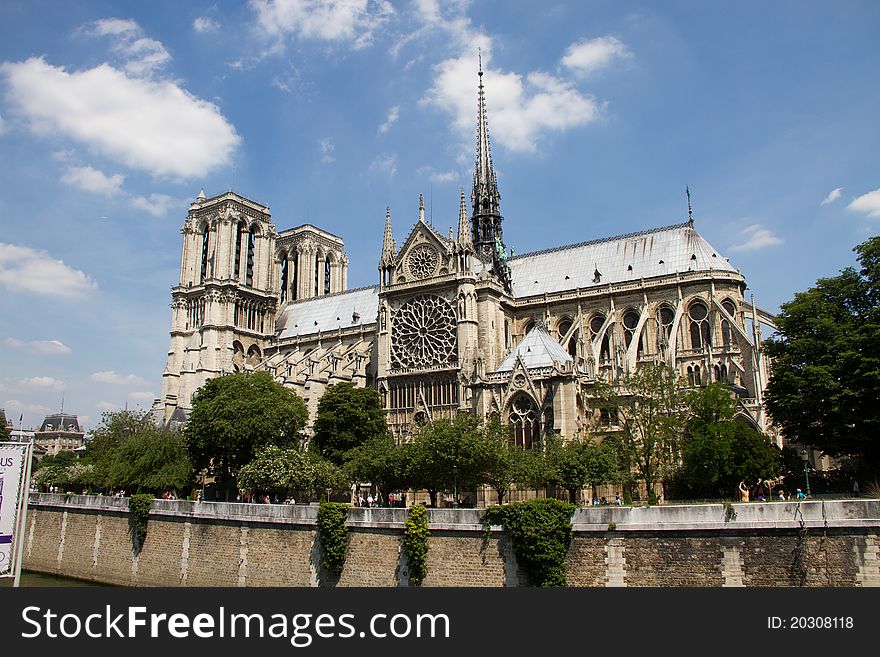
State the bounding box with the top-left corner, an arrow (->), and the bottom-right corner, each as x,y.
157,190 -> 278,426
471,62 -> 511,292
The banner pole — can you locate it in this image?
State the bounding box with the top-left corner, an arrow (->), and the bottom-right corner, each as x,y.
13,441 -> 34,587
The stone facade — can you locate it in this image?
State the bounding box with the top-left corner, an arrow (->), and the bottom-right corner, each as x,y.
155,70 -> 777,450
23,495 -> 880,587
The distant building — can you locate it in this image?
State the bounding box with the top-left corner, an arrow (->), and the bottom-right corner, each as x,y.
0,408 -> 11,430
33,413 -> 84,457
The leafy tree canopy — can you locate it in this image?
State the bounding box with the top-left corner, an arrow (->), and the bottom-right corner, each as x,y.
479,417 -> 543,504
409,414 -> 486,506
184,371 -> 308,484
765,236 -> 880,472
312,383 -> 388,465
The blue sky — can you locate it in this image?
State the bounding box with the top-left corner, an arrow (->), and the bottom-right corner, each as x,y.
1,0 -> 878,431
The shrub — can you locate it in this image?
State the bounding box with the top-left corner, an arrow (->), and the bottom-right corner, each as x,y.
482,498 -> 575,587
403,504 -> 430,585
317,501 -> 349,576
129,494 -> 154,552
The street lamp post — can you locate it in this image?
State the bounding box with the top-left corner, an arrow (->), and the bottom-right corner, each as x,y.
800,449 -> 811,498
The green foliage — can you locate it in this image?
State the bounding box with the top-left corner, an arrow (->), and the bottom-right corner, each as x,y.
184,371 -> 309,489
479,417 -> 542,504
344,434 -> 410,500
409,414 -> 486,506
680,385 -> 782,497
544,434 -> 619,503
316,501 -> 349,576
594,363 -> 688,498
106,430 -> 192,492
482,498 -> 575,587
129,493 -> 153,551
312,383 -> 388,466
403,504 -> 430,586
765,236 -> 880,471
237,445 -> 315,493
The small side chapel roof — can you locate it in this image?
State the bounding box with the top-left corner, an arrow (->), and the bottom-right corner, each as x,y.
495,323 -> 573,372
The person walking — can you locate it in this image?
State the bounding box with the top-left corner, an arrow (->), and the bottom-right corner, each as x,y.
738,480 -> 750,502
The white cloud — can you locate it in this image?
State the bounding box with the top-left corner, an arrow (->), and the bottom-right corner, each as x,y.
417,166 -> 460,184
131,193 -> 179,217
846,188 -> 880,219
319,137 -> 335,164
424,54 -> 601,152
820,187 -> 843,206
0,112 -> 5,134
0,243 -> 97,298
91,18 -> 139,36
128,391 -> 156,401
377,105 -> 400,134
88,18 -> 171,77
4,338 -> 71,355
95,401 -> 120,411
89,371 -> 148,386
411,4 -> 602,154
1,57 -> 240,178
60,165 -> 124,195
561,36 -> 632,76
728,224 -> 784,252
251,0 -> 395,50
194,16 -> 221,33
20,376 -> 68,391
4,399 -> 51,415
370,152 -> 398,177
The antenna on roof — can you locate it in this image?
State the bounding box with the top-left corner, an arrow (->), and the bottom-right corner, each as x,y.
60,393 -> 64,415
686,186 -> 694,227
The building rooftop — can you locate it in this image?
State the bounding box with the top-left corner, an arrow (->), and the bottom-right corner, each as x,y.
495,323 -> 573,372
275,285 -> 379,339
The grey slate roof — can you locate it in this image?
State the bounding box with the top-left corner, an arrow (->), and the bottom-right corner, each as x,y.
37,413 -> 82,433
508,222 -> 737,297
276,285 -> 379,339
496,323 -> 573,372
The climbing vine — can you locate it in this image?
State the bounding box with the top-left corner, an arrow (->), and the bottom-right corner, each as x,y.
403,504 -> 430,585
317,501 -> 349,576
482,498 -> 575,587
129,494 -> 153,552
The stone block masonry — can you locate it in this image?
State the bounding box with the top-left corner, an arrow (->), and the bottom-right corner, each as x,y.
22,495 -> 880,587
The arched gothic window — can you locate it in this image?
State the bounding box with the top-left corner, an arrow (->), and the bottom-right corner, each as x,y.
291,253 -> 298,300
657,305 -> 675,352
688,301 -> 711,350
590,314 -> 610,362
200,227 -> 210,283
324,255 -> 332,295
721,299 -> 736,348
509,394 -> 539,450
234,221 -> 245,282
279,253 -> 288,303
314,253 -> 321,296
622,309 -> 643,357
246,227 -> 256,287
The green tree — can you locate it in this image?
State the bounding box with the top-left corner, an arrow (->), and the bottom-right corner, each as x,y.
479,417 -> 539,505
84,410 -> 158,487
105,428 -> 193,493
0,419 -> 10,441
344,434 -> 410,502
237,445 -> 316,496
312,383 -> 388,465
595,363 -> 688,503
409,414 -> 486,507
680,384 -> 782,497
765,236 -> 880,472
544,435 -> 618,503
184,371 -> 308,495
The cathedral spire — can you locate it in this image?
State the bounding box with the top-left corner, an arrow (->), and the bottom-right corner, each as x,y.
380,206 -> 395,265
686,186 -> 694,227
458,187 -> 472,247
419,193 -> 426,223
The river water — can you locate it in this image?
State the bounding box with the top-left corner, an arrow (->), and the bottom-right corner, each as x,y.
1,571 -> 99,587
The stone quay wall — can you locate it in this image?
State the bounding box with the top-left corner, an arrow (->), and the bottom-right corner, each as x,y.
22,494 -> 880,587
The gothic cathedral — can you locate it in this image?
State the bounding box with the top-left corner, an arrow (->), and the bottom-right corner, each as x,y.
155,68 -> 776,446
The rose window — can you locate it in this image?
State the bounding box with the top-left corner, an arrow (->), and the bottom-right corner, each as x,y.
407,245 -> 439,280
391,295 -> 457,369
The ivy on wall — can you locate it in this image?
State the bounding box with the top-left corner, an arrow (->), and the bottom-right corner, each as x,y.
482,498 -> 575,587
129,494 -> 154,552
317,501 -> 349,576
403,504 -> 430,585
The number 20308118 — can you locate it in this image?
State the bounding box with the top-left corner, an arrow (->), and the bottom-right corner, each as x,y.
768,617 -> 854,629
